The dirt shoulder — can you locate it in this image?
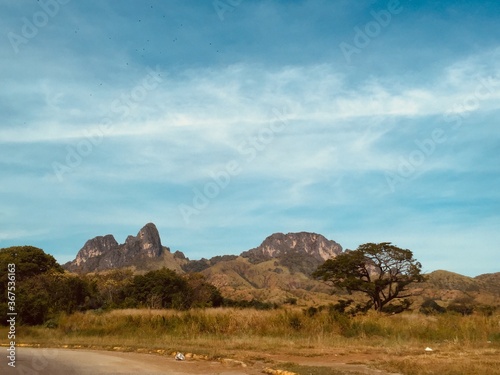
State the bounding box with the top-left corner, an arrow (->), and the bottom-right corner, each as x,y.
1,347 -> 401,375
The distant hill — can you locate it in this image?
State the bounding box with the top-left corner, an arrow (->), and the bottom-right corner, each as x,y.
411,270 -> 500,307
63,223 -> 500,307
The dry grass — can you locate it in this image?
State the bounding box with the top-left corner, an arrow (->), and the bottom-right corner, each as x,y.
377,347 -> 500,375
2,308 -> 499,375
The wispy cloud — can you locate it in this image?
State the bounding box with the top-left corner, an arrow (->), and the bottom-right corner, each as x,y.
1,1 -> 499,276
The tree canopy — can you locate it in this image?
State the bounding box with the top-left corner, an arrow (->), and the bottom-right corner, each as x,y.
313,242 -> 425,312
0,246 -> 93,324
0,246 -> 63,281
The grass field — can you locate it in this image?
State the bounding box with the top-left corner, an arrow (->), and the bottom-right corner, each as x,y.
2,307 -> 499,375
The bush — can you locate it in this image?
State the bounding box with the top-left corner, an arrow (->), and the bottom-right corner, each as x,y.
420,299 -> 446,315
329,299 -> 354,314
447,302 -> 474,316
222,298 -> 277,310
477,304 -> 496,316
288,313 -> 303,330
303,306 -> 318,317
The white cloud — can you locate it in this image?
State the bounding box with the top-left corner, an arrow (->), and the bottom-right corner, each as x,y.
2,48 -> 499,144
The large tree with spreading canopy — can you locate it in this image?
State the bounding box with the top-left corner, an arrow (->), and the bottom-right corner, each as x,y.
313,242 -> 425,312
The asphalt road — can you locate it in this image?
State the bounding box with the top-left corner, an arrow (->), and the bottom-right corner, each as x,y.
2,348 -> 257,375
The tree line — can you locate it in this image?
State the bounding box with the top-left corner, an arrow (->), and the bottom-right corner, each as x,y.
0,246 -> 224,325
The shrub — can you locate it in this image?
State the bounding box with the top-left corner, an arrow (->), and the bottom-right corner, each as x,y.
477,304 -> 496,316
420,299 -> 446,315
329,299 -> 354,314
304,306 -> 319,317
382,299 -> 412,314
447,303 -> 474,316
288,313 -> 303,331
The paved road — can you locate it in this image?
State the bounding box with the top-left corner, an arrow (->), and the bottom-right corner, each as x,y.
2,348 -> 257,375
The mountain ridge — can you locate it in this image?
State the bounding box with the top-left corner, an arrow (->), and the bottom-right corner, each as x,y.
64,224 -> 344,275
62,223 -> 500,307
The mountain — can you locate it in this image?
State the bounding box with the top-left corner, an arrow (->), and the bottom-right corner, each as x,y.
63,226 -> 344,303
63,223 -> 186,273
184,232 -> 342,274
190,232 -> 342,303
63,223 -> 500,307
241,232 -> 342,274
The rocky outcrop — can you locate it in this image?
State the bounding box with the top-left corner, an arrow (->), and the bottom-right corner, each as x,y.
240,232 -> 342,274
123,223 -> 163,259
73,234 -> 118,267
64,227 -> 342,277
64,223 -> 165,273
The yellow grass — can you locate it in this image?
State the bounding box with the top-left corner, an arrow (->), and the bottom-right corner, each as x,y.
2,308 -> 499,375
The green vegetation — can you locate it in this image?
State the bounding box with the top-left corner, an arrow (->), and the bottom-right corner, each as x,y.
313,242 -> 425,312
120,268 -> 223,309
0,246 -> 223,325
0,245 -> 64,280
0,246 -> 88,325
420,298 -> 446,315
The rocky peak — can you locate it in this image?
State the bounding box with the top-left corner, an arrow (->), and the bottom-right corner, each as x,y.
74,234 -> 118,266
259,232 -> 342,261
240,232 -> 342,274
125,222 -> 163,258
64,223 -> 164,273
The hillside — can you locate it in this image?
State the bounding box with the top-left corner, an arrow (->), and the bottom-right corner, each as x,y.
414,270 -> 500,307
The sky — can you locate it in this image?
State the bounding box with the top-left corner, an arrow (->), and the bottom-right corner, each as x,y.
1,0 -> 499,277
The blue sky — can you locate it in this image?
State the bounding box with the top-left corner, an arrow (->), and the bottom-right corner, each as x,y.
1,0 -> 499,276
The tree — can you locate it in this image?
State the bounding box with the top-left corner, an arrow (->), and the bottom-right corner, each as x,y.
1,246 -> 97,325
185,273 -> 224,308
0,246 -> 65,325
125,268 -> 190,309
0,246 -> 64,282
313,242 -> 425,312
